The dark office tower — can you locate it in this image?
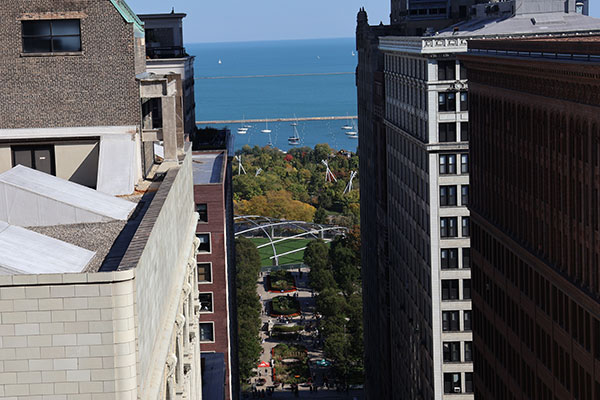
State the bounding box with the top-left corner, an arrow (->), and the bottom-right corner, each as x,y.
461,37 -> 600,399
391,0 -> 478,35
357,1 -> 600,400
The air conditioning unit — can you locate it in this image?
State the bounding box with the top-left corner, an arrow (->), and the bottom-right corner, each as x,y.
454,387 -> 461,393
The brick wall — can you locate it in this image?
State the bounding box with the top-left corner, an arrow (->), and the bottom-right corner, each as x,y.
0,271 -> 137,399
0,0 -> 142,129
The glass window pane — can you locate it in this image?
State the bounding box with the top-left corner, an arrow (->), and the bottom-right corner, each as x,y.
22,21 -> 51,36
51,19 -> 80,35
52,36 -> 81,52
23,37 -> 51,53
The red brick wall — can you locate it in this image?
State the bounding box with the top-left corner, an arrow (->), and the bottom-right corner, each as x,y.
195,182 -> 233,399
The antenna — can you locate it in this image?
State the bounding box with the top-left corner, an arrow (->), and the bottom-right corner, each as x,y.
255,168 -> 262,177
321,160 -> 337,183
234,155 -> 246,175
344,171 -> 358,194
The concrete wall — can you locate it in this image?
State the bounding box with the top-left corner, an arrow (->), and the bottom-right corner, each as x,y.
54,141 -> 99,188
0,146 -> 11,173
133,153 -> 197,399
0,270 -> 137,399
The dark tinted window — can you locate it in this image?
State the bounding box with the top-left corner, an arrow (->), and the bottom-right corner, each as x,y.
22,19 -> 81,53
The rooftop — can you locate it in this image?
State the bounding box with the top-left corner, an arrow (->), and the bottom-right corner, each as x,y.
192,152 -> 225,185
379,12 -> 600,54
0,221 -> 95,275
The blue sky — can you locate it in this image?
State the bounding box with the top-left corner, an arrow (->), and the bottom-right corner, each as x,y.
126,0 -> 390,43
126,0 -> 600,44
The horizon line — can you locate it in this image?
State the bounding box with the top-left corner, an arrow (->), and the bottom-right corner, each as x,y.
184,36 -> 355,45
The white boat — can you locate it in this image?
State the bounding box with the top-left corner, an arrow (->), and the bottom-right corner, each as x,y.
237,127 -> 248,135
345,120 -> 358,138
267,133 -> 273,147
261,121 -> 271,134
341,115 -> 354,130
218,59 -> 222,64
351,51 -> 356,56
288,120 -> 301,145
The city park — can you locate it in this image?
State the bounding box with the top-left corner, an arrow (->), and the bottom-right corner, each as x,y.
235,216 -> 364,397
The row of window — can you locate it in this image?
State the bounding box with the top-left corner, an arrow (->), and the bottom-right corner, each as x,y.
440,185 -> 469,207
439,91 -> 468,112
439,153 -> 469,175
441,279 -> 471,301
442,310 -> 472,332
443,341 -> 472,363
441,248 -> 470,269
439,122 -> 469,142
440,216 -> 470,238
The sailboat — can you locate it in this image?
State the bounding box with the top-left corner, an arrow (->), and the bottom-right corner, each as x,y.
237,117 -> 249,134
288,119 -> 300,145
341,116 -> 353,131
267,133 -> 273,147
218,59 -> 222,64
346,120 -> 358,139
261,121 -> 271,134
351,51 -> 356,56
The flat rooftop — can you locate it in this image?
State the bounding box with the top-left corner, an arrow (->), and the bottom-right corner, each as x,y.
192,152 -> 225,185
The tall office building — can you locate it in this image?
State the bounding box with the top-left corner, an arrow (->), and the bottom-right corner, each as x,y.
357,1 -> 600,399
461,36 -> 600,400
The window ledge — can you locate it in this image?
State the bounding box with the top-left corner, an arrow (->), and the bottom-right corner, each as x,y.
20,51 -> 84,57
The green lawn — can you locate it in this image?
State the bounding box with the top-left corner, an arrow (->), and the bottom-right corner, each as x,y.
248,238 -> 315,266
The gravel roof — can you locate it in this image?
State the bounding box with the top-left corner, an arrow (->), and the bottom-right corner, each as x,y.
28,221 -> 128,272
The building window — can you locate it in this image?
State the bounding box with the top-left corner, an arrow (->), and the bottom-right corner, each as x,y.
461,154 -> 469,173
198,263 -> 212,283
461,185 -> 469,206
462,217 -> 470,237
462,248 -> 470,269
196,203 -> 208,223
464,310 -> 472,331
442,311 -> 460,331
196,233 -> 211,253
199,293 -> 213,313
439,123 -> 456,142
465,373 -> 473,393
439,154 -> 457,174
444,373 -> 462,393
440,217 -> 458,238
440,185 -> 457,206
22,19 -> 81,53
199,322 -> 214,342
463,279 -> 471,299
441,248 -> 458,269
443,342 -> 461,362
438,60 -> 455,81
464,341 -> 473,361
442,280 -> 459,300
460,91 -> 468,111
438,92 -> 456,112
460,122 -> 469,141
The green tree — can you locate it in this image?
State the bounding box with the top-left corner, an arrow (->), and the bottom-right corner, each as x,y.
313,207 -> 328,224
235,237 -> 262,383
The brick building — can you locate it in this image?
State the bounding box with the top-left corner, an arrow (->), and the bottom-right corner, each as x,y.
192,149 -> 238,399
0,0 -> 185,195
460,37 -> 600,400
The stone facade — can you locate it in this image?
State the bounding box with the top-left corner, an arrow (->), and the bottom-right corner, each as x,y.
0,149 -> 204,399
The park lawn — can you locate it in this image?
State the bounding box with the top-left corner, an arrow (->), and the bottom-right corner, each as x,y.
248,238 -> 317,267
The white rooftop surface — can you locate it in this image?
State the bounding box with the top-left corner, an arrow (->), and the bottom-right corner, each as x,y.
0,221 -> 95,274
0,165 -> 137,227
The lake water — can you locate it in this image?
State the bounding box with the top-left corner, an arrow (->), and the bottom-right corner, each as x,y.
188,38 -> 358,152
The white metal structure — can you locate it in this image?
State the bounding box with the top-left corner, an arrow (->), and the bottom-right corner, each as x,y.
321,160 -> 337,183
344,171 -> 358,194
234,155 -> 246,175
